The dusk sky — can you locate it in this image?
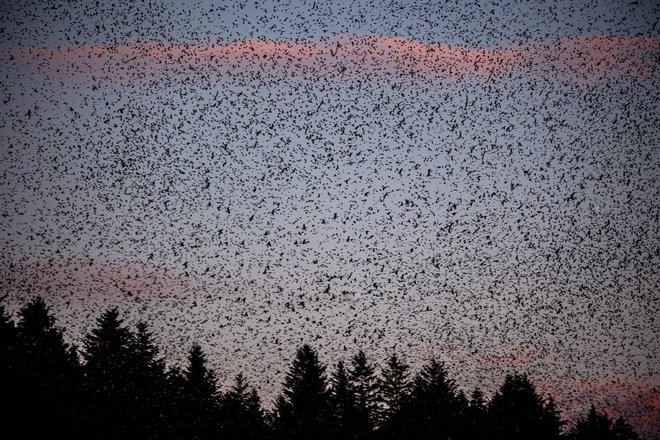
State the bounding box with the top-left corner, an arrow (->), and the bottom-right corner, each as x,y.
1,0 -> 658,435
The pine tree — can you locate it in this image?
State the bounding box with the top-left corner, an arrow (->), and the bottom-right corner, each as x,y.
489,373 -> 559,440
349,349 -> 379,438
0,303 -> 17,372
182,343 -> 221,439
163,365 -> 189,438
220,373 -> 266,440
406,359 -> 458,440
272,344 -> 331,440
465,387 -> 487,439
81,307 -> 134,439
0,304 -> 18,431
611,416 -> 640,440
329,360 -> 359,438
569,405 -> 641,440
377,353 -> 410,439
570,405 -> 613,439
453,389 -> 470,440
541,396 -> 565,439
126,321 -> 168,439
13,297 -> 81,438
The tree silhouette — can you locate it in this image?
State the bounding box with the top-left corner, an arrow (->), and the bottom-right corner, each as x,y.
0,296 -> 650,440
489,373 -> 563,440
0,304 -> 19,433
377,353 -> 411,439
181,343 -> 221,439
162,364 -> 189,438
569,405 -> 641,440
329,360 -> 360,438
452,389 -> 471,440
125,321 -> 169,439
220,373 -> 267,440
611,416 -> 640,440
349,349 -> 379,438
81,307 -> 134,439
542,396 -> 565,439
12,297 -> 81,438
404,359 -> 458,440
570,404 -> 614,439
464,387 -> 488,440
272,344 -> 331,440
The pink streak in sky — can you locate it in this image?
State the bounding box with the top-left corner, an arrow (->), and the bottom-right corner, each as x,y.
537,375 -> 660,435
4,35 -> 658,87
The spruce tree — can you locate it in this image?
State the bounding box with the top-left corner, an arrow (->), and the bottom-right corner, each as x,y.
272,344 -> 330,440
329,360 -> 359,438
220,373 -> 266,440
14,297 -> 81,438
349,349 -> 379,438
611,416 -> 640,440
489,373 -> 561,440
541,396 -> 565,439
406,359 -> 458,440
126,321 -> 168,439
0,304 -> 18,432
378,353 -> 410,424
182,343 -> 221,439
81,307 -> 134,439
465,387 -> 487,439
569,405 -> 641,440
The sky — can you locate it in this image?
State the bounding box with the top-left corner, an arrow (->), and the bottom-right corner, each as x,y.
1,0 -> 659,435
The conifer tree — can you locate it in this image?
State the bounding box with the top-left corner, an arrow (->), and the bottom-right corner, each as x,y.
453,389 -> 470,440
378,353 -> 410,424
126,321 -> 168,439
465,387 -> 487,440
329,360 -> 359,438
162,365 -> 189,437
569,405 -> 641,440
220,373 -> 266,440
0,304 -> 18,430
489,373 -> 562,440
611,416 -> 640,440
349,349 -> 379,438
405,359 -> 458,440
14,297 -> 81,438
541,396 -> 565,439
272,344 -> 331,440
182,343 -> 221,439
570,405 -> 613,439
81,307 -> 134,439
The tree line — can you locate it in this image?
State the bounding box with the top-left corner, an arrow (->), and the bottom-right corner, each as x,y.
0,296 -> 643,439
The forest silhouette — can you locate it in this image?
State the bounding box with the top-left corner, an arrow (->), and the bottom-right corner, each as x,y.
1,296 -> 643,439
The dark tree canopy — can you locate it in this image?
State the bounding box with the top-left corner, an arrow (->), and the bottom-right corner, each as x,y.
181,343 -> 222,439
9,297 -> 80,438
329,360 -> 360,438
81,307 -> 135,439
0,298 -> 648,440
220,373 -> 267,440
349,349 -> 379,438
378,353 -> 411,426
404,358 -> 459,440
569,405 -> 641,440
489,373 -> 563,440
272,344 -> 331,440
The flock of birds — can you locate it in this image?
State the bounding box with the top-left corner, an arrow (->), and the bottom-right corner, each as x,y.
1,0 -> 658,436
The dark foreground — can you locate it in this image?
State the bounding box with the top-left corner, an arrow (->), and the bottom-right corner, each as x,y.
1,297 -> 642,439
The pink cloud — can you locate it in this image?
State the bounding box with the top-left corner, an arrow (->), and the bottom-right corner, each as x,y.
1,257 -> 232,306
4,34 -> 658,87
536,375 -> 660,436
415,344 -> 658,436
